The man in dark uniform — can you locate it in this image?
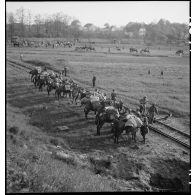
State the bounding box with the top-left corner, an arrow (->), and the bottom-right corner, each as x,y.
64,66 -> 67,76
92,75 -> 96,88
111,89 -> 116,102
148,103 -> 158,124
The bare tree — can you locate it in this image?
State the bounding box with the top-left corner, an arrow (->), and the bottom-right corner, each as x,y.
16,7 -> 26,38
7,12 -> 16,40
26,9 -> 32,34
34,14 -> 42,37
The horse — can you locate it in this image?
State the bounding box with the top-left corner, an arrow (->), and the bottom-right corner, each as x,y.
95,106 -> 120,135
129,47 -> 138,53
84,100 -> 104,119
111,118 -> 139,144
29,69 -> 38,82
46,82 -> 59,96
55,84 -> 72,100
113,100 -> 123,112
71,86 -> 82,104
111,113 -> 144,144
140,48 -> 150,54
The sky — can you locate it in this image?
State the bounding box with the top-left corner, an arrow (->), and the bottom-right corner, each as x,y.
6,1 -> 190,27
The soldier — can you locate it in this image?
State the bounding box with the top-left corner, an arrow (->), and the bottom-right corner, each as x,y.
92,75 -> 96,88
20,53 -> 23,61
103,93 -> 107,100
111,89 -> 117,102
139,96 -> 148,115
64,66 -> 67,76
148,103 -> 158,124
140,116 -> 149,144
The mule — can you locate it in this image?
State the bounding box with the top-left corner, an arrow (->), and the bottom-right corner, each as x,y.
111,118 -> 139,144
95,107 -> 120,135
29,69 -> 38,82
84,101 -> 103,119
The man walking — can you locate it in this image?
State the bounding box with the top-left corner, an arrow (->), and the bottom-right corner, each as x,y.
92,75 -> 96,88
148,103 -> 158,124
64,66 -> 67,76
139,96 -> 148,115
111,89 -> 117,102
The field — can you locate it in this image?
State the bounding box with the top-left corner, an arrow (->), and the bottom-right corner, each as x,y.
6,44 -> 190,192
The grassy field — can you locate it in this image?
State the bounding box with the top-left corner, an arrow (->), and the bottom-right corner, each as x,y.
6,44 -> 190,192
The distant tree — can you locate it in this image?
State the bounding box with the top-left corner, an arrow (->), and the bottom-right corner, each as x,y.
16,7 -> 26,38
7,12 -> 16,40
26,9 -> 32,35
34,14 -> 42,37
70,19 -> 82,39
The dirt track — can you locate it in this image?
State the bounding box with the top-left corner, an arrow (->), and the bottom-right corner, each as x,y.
6,58 -> 190,192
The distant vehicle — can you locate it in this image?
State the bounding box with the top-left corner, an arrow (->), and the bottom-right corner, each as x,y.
175,49 -> 184,56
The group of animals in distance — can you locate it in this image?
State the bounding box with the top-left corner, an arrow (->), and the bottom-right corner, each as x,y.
10,37 -> 184,56
29,65 -> 159,145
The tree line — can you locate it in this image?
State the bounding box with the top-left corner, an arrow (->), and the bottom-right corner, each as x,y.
6,7 -> 189,46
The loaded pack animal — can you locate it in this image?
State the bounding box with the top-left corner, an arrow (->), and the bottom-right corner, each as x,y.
46,80 -> 59,96
111,117 -> 137,144
95,106 -> 120,135
113,99 -> 123,112
83,99 -> 104,119
111,113 -> 148,144
33,74 -> 47,91
29,69 -> 38,82
55,82 -> 72,100
71,85 -> 83,104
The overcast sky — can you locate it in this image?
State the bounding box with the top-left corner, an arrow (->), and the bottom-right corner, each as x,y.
6,1 -> 189,27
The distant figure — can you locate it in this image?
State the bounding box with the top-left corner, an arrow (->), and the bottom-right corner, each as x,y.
140,116 -> 149,144
20,54 -> 23,61
92,75 -> 96,88
111,89 -> 117,102
64,66 -> 67,76
103,93 -> 107,100
44,66 -> 47,71
161,71 -> 164,76
148,69 -> 150,75
93,88 -> 99,96
108,47 -> 110,53
148,103 -> 158,124
139,96 -> 148,115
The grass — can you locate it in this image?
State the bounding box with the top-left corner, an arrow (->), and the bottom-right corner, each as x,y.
6,104 -> 114,193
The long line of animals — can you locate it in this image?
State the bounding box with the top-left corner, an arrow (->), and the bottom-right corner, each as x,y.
8,38 -> 184,55
29,66 -> 159,144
